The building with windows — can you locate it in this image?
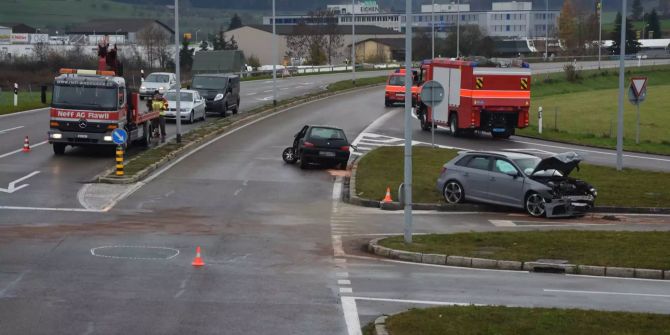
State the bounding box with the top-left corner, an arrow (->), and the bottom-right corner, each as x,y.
263,1 -> 560,39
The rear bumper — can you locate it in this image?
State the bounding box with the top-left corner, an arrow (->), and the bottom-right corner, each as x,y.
48,130 -> 114,145
302,149 -> 350,163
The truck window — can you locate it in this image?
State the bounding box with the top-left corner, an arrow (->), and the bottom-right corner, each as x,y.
192,76 -> 227,89
52,85 -> 118,111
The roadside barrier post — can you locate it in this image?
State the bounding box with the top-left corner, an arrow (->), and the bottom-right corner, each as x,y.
41,85 -> 47,104
538,106 -> 543,134
115,145 -> 124,176
13,83 -> 18,107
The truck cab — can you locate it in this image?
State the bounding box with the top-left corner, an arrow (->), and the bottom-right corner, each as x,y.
384,68 -> 420,107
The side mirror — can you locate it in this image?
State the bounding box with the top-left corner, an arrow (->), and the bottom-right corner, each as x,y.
506,171 -> 520,178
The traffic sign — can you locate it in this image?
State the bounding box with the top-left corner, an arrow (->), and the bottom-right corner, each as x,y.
630,76 -> 648,99
111,128 -> 128,145
419,80 -> 445,107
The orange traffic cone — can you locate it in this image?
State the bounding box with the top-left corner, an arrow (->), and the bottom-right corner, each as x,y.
382,187 -> 393,203
22,136 -> 30,153
192,246 -> 205,267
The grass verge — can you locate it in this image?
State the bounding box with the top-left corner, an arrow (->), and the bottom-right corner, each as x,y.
0,92 -> 51,115
108,76 -> 386,180
379,231 -> 670,269
384,306 -> 670,335
354,146 -> 670,208
525,65 -> 670,155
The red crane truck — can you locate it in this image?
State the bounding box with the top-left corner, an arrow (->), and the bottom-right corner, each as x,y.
416,59 -> 531,139
48,68 -> 159,155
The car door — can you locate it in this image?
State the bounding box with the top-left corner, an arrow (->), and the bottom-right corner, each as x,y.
170,74 -> 177,89
460,155 -> 493,202
488,158 -> 525,208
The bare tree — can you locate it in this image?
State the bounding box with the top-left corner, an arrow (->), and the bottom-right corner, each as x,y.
32,42 -> 51,63
286,22 -> 312,65
310,10 -> 343,64
137,25 -> 170,68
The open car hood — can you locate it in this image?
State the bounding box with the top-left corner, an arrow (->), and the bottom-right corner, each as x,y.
532,152 -> 583,176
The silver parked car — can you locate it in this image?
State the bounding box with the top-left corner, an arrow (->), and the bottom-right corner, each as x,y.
140,72 -> 178,97
436,151 -> 597,218
163,90 -> 207,123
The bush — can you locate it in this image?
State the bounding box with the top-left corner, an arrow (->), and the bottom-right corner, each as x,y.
563,64 -> 582,82
246,55 -> 260,70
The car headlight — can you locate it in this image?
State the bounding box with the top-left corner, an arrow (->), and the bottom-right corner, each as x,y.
140,86 -> 146,91
158,87 -> 165,92
214,93 -> 224,101
103,135 -> 112,142
51,133 -> 62,139
590,188 -> 598,197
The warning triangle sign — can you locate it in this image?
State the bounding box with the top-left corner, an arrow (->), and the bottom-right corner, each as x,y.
631,77 -> 648,98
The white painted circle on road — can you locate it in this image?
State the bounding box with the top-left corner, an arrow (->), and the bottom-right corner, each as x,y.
90,245 -> 180,261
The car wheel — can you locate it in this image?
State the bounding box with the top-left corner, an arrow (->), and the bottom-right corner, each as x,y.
53,143 -> 66,155
141,123 -> 151,147
189,111 -> 194,124
525,192 -> 546,217
282,147 -> 297,164
202,110 -> 207,121
232,99 -> 239,114
449,114 -> 460,137
443,181 -> 464,204
384,98 -> 391,107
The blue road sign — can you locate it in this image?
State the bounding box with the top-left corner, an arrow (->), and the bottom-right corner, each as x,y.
111,128 -> 128,145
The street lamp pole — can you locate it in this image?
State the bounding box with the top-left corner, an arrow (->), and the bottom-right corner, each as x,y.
272,0 -> 277,106
598,0 -> 603,69
174,0 -> 182,143
431,0 -> 435,60
545,0 -> 548,60
403,0 -> 413,244
456,0 -> 460,58
616,0 -> 627,171
351,0 -> 356,85
195,28 -> 201,43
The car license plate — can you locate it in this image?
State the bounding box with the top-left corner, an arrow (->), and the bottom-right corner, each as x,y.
319,151 -> 336,157
77,134 -> 88,139
492,128 -> 506,133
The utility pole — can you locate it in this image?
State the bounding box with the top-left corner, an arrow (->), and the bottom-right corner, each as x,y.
403,0 -> 413,244
616,0 -> 627,171
431,0 -> 436,147
545,0 -> 549,60
456,0 -> 460,58
598,0 -> 603,69
351,0 -> 356,85
272,0 -> 277,106
174,0 -> 182,143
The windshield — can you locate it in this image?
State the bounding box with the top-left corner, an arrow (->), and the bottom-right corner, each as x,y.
52,85 -> 118,111
165,92 -> 193,102
388,75 -> 405,86
192,76 -> 227,89
146,74 -> 170,83
513,157 -> 542,175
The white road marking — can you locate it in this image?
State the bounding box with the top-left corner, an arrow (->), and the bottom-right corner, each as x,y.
340,296 -> 363,335
334,258 -> 347,264
0,171 -> 40,194
0,205 -> 103,212
565,274 -> 670,282
246,92 -> 257,96
263,89 -> 273,93
489,220 -> 516,227
340,287 -> 353,293
338,279 -> 351,285
174,289 -> 185,298
0,126 -> 24,134
0,271 -> 28,298
351,110 -> 402,147
0,106 -> 48,119
351,296 -> 485,306
510,138 -> 670,163
0,140 -> 48,159
234,188 -> 243,196
543,289 -> 670,298
90,246 -> 180,261
332,179 -> 342,200
332,236 -> 345,257
336,272 -> 349,278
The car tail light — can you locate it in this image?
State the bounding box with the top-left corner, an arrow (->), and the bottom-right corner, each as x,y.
340,146 -> 350,151
304,141 -> 315,148
524,111 -> 529,126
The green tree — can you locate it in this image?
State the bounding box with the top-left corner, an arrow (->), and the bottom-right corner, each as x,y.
306,42 -> 326,65
609,12 -> 642,55
228,13 -> 243,31
212,25 -> 228,50
558,0 -> 578,50
226,35 -> 238,50
632,0 -> 643,20
180,37 -> 194,71
647,9 -> 661,39
247,55 -> 260,70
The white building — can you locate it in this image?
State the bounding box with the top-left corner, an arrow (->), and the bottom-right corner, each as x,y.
327,1 -> 380,14
263,1 -> 560,39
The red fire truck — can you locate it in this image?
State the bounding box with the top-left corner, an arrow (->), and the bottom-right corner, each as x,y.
48,68 -> 159,155
416,59 -> 531,139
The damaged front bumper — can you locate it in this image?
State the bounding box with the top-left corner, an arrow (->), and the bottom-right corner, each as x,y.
545,195 -> 595,218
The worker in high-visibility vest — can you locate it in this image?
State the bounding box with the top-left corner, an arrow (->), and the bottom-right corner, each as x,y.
151,90 -> 168,143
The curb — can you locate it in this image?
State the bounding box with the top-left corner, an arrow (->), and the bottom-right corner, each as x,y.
343,155 -> 670,215
96,82 -> 384,184
367,237 -> 670,281
373,315 -> 389,335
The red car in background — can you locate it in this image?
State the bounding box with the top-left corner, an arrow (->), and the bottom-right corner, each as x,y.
384,69 -> 420,107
